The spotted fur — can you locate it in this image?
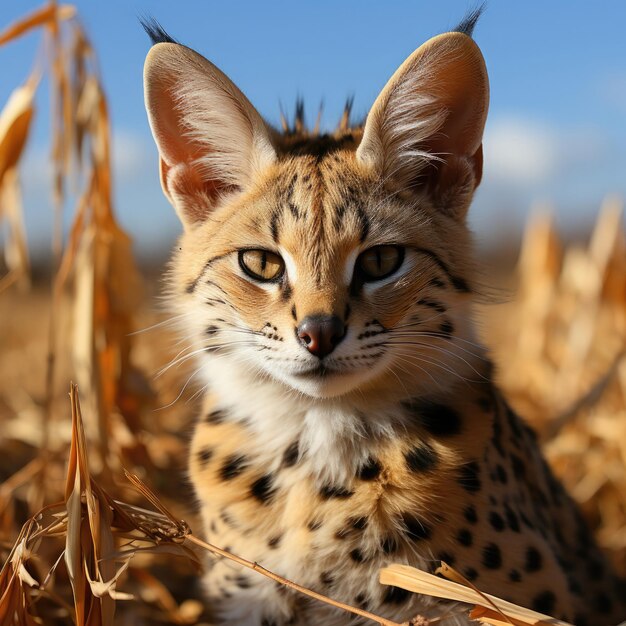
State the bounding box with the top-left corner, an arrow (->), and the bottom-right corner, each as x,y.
143,14 -> 626,626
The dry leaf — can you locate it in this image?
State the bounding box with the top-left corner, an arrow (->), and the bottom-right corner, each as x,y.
380,563 -> 573,626
0,3 -> 75,47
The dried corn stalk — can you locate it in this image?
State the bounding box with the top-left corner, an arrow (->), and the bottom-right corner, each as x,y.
0,2 -> 76,290
0,1 -> 151,476
0,76 -> 38,290
0,384 -> 199,626
65,68 -> 147,470
488,198 -> 626,574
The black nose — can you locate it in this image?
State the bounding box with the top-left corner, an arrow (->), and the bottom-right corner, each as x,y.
297,315 -> 346,358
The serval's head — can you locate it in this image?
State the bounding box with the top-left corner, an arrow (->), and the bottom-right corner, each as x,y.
143,14 -> 489,400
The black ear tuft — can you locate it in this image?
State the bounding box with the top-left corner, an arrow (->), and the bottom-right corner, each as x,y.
140,16 -> 178,46
454,3 -> 486,38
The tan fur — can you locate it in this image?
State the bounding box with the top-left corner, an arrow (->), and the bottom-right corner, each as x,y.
144,26 -> 626,626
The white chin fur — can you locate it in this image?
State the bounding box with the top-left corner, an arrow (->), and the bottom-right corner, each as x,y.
278,369 -> 371,399
263,358 -> 390,399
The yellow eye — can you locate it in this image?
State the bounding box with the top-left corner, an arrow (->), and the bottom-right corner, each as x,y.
239,249 -> 285,282
357,245 -> 404,281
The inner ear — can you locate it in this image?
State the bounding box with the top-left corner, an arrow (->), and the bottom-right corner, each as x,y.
427,152 -> 481,217
144,42 -> 276,228
161,159 -> 240,225
357,32 -> 489,215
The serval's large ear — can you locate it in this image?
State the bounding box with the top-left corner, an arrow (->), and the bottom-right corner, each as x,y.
143,33 -> 276,228
356,28 -> 489,218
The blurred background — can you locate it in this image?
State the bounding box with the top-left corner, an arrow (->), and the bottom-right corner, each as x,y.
1,0 -> 626,260
1,2 -> 625,624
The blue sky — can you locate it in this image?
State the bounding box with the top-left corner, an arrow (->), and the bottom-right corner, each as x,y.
1,1 -> 626,255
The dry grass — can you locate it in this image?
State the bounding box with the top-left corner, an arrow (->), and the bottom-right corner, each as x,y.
0,3 -> 625,625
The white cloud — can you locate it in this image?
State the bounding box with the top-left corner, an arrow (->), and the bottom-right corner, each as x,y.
482,116 -> 609,188
470,115 -> 624,238
483,117 -> 559,185
20,129 -> 155,192
111,131 -> 156,182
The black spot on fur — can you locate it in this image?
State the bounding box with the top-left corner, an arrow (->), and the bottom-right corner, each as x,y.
458,461 -> 481,492
307,518 -> 322,531
532,590 -> 556,614
504,505 -> 520,532
495,464 -> 508,484
437,551 -> 455,566
520,511 -> 534,529
509,569 -> 522,583
463,567 -> 479,581
334,527 -> 351,540
205,409 -> 226,424
402,515 -> 431,541
489,512 -> 505,532
197,447 -> 213,466
354,593 -> 368,609
511,454 -> 526,480
282,441 -> 299,467
417,401 -> 462,436
525,546 -> 543,572
235,575 -> 251,589
478,396 -> 493,412
593,592 -> 613,614
381,536 -> 398,554
404,442 -> 438,472
587,558 -> 605,579
349,548 -> 365,563
435,317 -> 453,336
335,516 -> 367,539
220,455 -> 248,481
482,543 -> 502,569
358,457 -> 382,480
567,576 -> 583,596
383,585 -> 410,604
219,510 -> 236,528
320,571 -> 334,586
456,529 -> 473,546
464,505 -> 478,524
505,405 -> 523,439
251,474 -> 277,505
491,411 -> 506,457
417,298 -> 447,313
268,534 -> 282,549
261,619 -> 278,626
320,484 -> 354,499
